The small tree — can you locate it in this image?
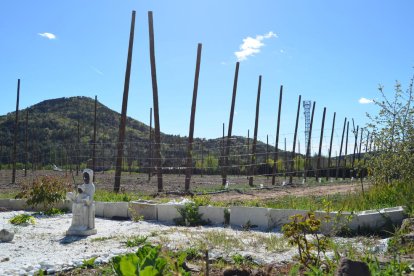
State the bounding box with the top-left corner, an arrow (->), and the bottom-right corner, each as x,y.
366,73 -> 414,185
16,175 -> 72,211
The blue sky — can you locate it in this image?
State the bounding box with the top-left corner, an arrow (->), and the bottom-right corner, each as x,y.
1,0 -> 413,154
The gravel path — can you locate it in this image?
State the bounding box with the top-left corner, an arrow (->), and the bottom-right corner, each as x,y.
0,211 -> 296,275
0,211 -> 387,275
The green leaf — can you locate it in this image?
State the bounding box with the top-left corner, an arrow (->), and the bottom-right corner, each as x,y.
113,253 -> 139,276
138,265 -> 160,276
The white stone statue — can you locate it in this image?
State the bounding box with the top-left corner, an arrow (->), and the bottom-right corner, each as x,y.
66,169 -> 97,236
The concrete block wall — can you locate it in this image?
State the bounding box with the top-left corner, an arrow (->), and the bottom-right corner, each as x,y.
230,206 -> 270,229
0,199 -> 10,208
129,201 -> 158,221
268,209 -> 308,230
102,202 -> 129,219
348,206 -> 406,231
199,206 -> 228,225
157,204 -> 182,223
0,198 -> 407,233
95,202 -> 105,217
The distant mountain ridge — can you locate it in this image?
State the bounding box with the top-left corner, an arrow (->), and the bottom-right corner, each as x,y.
0,96 -> 276,168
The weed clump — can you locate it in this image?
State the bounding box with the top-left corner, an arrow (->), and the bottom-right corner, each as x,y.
9,213 -> 35,225
174,202 -> 210,227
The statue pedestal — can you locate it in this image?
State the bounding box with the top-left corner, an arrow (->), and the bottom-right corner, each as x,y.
66,202 -> 97,236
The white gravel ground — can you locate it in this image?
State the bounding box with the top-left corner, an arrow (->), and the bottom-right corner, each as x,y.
0,211 -> 387,275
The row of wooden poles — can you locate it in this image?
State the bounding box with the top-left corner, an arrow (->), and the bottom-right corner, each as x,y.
6,11 -> 373,193
113,11 -> 374,192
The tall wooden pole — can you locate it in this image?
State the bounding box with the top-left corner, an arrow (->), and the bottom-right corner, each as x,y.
24,109 -> 29,177
148,107 -> 153,181
316,107 -> 326,181
343,121 -> 349,179
290,95 -> 301,184
351,124 -> 359,177
364,131 -> 370,166
284,137 -> 287,179
148,11 -> 163,192
266,134 -> 269,179
92,95 -> 97,181
246,129 -> 249,177
201,140 -> 204,177
249,76 -> 262,186
326,112 -> 336,180
12,79 -> 20,184
185,43 -> 202,192
114,10 -> 136,193
222,62 -> 240,186
271,86 -> 283,185
221,123 -> 225,175
358,128 -> 363,162
76,119 -> 80,176
335,117 -> 347,179
305,101 -> 316,180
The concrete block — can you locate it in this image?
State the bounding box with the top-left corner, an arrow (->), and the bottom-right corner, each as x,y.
0,199 -> 10,208
157,204 -> 182,224
103,202 -> 129,219
268,209 -> 308,230
199,206 -> 227,225
95,201 -> 104,217
8,199 -> 29,211
349,206 -> 406,231
382,206 -> 406,224
230,206 -> 270,229
128,201 -> 158,221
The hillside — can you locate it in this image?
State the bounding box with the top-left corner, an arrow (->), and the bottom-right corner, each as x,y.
0,96 -> 279,170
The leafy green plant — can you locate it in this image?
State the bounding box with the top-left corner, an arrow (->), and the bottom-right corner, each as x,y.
16,175 -> 71,210
112,245 -> 167,275
9,213 -> 35,225
282,212 -> 329,269
80,257 -> 97,269
174,202 -> 209,227
112,244 -> 190,276
231,253 -> 254,266
125,235 -> 148,247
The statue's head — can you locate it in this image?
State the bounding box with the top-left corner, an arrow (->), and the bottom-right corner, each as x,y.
83,169 -> 94,184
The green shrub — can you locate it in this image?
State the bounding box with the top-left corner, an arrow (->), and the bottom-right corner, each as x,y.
174,202 -> 209,226
16,175 -> 71,210
282,212 -> 329,269
9,213 -> 35,225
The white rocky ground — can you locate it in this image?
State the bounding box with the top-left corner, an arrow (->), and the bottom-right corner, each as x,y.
0,211 -> 388,275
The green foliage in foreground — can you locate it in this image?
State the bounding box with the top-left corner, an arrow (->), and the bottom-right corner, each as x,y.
112,244 -> 190,276
9,213 -> 35,225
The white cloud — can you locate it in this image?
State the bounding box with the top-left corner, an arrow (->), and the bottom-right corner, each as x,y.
234,31 -> 277,61
280,49 -> 285,54
358,97 -> 373,104
38,32 -> 56,40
